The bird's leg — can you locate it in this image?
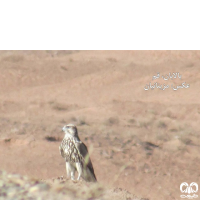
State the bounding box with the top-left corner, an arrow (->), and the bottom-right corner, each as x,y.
76,162 -> 83,181
65,162 -> 71,179
71,168 -> 75,181
66,162 -> 75,181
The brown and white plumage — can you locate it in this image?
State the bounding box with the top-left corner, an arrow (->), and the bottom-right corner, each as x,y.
59,124 -> 97,182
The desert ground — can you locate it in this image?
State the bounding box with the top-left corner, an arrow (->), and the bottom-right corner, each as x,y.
0,50 -> 200,200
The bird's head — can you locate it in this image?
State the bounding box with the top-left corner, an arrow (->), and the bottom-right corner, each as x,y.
62,124 -> 78,137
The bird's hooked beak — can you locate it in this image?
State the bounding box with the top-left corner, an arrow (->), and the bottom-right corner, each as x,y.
62,127 -> 66,132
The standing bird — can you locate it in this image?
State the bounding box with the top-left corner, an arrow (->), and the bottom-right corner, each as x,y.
59,124 -> 97,182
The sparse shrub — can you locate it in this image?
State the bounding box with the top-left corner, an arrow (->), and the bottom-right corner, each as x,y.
178,130 -> 193,145
52,103 -> 68,111
45,136 -> 58,142
48,100 -> 55,105
70,116 -> 77,122
18,131 -> 26,135
138,120 -> 152,129
180,137 -> 192,145
169,128 -> 178,132
60,66 -> 68,71
156,132 -> 169,142
162,109 -> 176,119
60,119 -> 67,124
4,138 -> 11,143
147,109 -> 157,115
77,117 -> 87,126
105,117 -> 119,126
107,57 -> 117,62
128,119 -> 135,124
157,121 -> 167,129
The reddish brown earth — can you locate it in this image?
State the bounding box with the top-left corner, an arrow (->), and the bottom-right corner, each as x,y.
0,50 -> 200,200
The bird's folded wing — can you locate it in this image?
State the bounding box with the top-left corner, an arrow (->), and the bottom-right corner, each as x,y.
76,142 -> 97,181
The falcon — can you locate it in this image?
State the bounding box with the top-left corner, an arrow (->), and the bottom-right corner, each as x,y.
59,124 -> 97,182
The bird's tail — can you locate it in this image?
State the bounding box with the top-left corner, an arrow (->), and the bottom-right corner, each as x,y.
82,168 -> 97,182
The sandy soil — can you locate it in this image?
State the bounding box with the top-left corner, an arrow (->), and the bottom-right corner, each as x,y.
0,50 -> 200,200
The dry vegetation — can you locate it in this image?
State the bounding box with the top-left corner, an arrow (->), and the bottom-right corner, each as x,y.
1,170 -> 142,200
0,51 -> 200,200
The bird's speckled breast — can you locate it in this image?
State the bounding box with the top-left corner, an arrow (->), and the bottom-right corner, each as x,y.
60,137 -> 82,163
